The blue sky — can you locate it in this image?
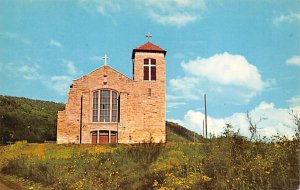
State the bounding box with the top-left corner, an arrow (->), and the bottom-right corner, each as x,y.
1,0 -> 299,138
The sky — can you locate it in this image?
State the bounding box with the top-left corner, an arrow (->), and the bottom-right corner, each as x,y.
0,0 -> 299,139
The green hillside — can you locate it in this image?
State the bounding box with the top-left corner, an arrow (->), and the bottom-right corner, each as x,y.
0,95 -> 65,143
0,95 -> 199,143
166,121 -> 202,142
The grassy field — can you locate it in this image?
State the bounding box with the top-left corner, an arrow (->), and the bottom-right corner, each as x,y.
0,135 -> 299,190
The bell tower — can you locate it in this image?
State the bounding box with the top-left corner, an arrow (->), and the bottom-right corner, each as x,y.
132,34 -> 167,82
131,34 -> 167,143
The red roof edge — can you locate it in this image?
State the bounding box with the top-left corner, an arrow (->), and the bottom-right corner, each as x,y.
132,42 -> 167,59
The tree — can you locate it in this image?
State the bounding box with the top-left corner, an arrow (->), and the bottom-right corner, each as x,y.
246,111 -> 267,141
290,109 -> 300,139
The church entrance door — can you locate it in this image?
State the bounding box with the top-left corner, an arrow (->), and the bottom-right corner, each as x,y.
111,131 -> 117,144
99,131 -> 109,144
91,132 -> 97,144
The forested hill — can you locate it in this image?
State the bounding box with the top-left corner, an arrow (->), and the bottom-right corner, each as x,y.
166,121 -> 202,142
0,95 -> 200,143
0,95 -> 65,143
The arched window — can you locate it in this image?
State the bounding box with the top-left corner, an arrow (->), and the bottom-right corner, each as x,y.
144,58 -> 156,81
92,89 -> 119,122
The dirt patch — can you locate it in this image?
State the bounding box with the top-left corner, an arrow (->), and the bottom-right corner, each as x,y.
0,174 -> 52,190
0,174 -> 23,190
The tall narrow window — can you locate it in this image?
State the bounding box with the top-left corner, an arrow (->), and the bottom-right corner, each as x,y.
144,58 -> 156,81
111,91 -> 118,122
100,90 -> 110,122
144,59 -> 149,80
93,89 -> 118,123
92,91 -> 98,122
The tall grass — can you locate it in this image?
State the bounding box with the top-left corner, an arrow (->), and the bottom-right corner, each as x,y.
0,136 -> 299,189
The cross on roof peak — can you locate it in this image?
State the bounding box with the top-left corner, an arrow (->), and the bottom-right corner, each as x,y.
102,54 -> 109,66
146,32 -> 152,42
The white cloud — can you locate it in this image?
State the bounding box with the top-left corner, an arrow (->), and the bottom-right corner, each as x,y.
273,12 -> 300,25
1,59 -> 78,96
142,0 -> 205,9
96,1 -> 120,15
46,76 -> 73,95
292,106 -> 300,117
167,102 -> 186,109
0,62 -> 41,80
166,94 -> 188,101
149,11 -> 198,27
169,77 -> 202,100
254,101 -> 274,110
168,52 -> 269,105
63,60 -> 77,75
78,0 -> 121,15
181,110 -> 225,136
44,60 -> 78,95
286,55 -> 300,66
78,0 -> 205,27
45,60 -> 79,95
0,32 -> 31,46
49,39 -> 63,48
18,65 -> 41,80
182,52 -> 264,91
90,56 -> 103,62
287,95 -> 300,107
171,101 -> 299,140
143,0 -> 205,27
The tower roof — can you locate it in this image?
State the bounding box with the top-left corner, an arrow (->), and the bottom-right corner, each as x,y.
132,42 -> 167,59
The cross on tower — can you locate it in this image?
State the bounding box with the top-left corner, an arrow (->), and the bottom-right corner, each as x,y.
102,54 -> 109,65
146,32 -> 152,41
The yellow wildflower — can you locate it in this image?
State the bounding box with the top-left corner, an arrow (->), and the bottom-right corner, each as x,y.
202,175 -> 212,182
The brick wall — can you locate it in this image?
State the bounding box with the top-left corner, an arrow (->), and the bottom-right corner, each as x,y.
57,50 -> 166,144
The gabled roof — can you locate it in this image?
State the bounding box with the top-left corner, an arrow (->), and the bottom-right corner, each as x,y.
73,65 -> 132,83
132,42 -> 167,59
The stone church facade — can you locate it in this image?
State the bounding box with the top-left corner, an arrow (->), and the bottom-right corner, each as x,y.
57,40 -> 166,144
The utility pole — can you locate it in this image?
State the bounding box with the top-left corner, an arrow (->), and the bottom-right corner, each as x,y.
204,94 -> 208,140
202,120 -> 205,142
80,95 -> 83,144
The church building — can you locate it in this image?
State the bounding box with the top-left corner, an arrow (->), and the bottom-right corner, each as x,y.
57,36 -> 167,144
